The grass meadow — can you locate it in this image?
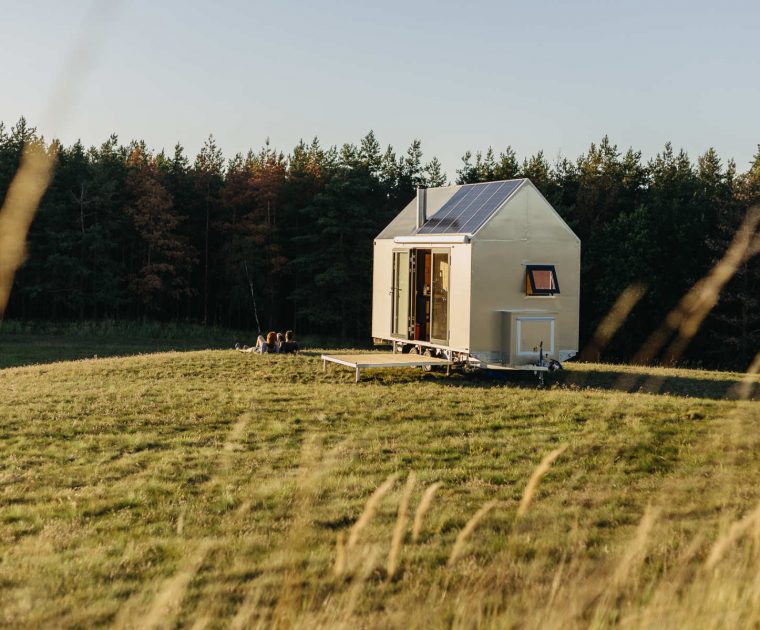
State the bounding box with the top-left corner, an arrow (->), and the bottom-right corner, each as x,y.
0,330 -> 759,628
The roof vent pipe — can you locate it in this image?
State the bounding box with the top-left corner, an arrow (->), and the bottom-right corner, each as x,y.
416,186 -> 427,229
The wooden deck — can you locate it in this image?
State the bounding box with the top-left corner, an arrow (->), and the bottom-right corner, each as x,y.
321,352 -> 451,382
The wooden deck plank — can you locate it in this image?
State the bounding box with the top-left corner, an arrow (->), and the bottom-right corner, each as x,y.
321,353 -> 450,369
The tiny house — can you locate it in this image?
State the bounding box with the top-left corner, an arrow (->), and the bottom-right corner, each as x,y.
371,179 -> 580,371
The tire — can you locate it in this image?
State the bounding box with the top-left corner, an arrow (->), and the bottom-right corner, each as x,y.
422,348 -> 433,372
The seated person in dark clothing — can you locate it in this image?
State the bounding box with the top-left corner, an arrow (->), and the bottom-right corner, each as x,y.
265,331 -> 278,353
280,330 -> 299,354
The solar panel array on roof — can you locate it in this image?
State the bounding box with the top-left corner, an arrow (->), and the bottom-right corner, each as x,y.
415,179 -> 523,235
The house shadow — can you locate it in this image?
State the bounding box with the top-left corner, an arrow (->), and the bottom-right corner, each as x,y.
555,367 -> 759,401
414,364 -> 759,401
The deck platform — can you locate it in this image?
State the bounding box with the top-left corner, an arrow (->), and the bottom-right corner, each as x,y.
321,353 -> 451,382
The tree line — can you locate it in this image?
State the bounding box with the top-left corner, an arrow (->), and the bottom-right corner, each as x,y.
1,118 -> 758,369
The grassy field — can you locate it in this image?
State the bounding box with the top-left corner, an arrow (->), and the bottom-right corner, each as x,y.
0,334 -> 759,628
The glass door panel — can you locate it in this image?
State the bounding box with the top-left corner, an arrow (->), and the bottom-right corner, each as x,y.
430,251 -> 450,343
392,251 -> 410,338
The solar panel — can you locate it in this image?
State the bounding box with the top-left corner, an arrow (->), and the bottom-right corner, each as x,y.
416,180 -> 523,234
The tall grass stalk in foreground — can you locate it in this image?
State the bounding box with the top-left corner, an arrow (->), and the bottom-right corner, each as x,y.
447,500 -> 500,567
517,444 -> 568,518
609,504 -> 659,589
412,481 -> 443,543
705,501 -> 760,570
335,473 -> 398,576
0,144 -> 55,317
386,472 -> 416,579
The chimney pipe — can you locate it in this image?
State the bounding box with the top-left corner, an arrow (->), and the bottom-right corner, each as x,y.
416,186 -> 427,229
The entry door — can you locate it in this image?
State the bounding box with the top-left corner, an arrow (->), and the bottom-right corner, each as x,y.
430,250 -> 450,344
391,250 -> 411,339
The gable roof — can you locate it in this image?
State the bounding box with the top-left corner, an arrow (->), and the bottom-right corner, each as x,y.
415,179 -> 524,235
375,178 -> 578,242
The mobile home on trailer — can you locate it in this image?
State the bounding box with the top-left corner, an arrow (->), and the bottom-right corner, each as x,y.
371,179 -> 580,373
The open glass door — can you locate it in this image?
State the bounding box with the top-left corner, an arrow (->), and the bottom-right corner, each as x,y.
430,250 -> 450,344
391,250 -> 410,339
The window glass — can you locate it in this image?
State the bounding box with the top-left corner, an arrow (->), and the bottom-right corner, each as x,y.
526,265 -> 560,296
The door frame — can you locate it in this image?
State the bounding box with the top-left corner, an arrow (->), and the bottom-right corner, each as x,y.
390,248 -> 412,340
429,248 -> 451,346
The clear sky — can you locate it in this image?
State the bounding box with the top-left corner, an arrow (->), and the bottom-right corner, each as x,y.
2,0 -> 758,179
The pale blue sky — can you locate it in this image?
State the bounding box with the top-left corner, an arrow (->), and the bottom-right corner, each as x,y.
2,0 -> 758,178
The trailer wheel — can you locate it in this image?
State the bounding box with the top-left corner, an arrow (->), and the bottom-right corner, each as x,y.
421,348 -> 434,372
408,346 -> 434,372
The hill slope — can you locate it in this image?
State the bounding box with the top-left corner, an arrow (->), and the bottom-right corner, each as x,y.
1,350 -> 759,628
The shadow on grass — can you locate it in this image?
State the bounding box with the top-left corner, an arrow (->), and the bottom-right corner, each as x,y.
355,361 -> 758,401
556,366 -> 759,401
0,334 -> 232,370
419,365 -> 758,401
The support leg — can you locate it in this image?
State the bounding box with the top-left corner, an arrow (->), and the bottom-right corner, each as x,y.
446,364 -> 451,376
323,359 -> 326,373
355,367 -> 361,383
539,371 -> 545,387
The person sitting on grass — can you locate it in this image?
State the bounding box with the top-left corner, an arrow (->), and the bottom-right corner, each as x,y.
236,331 -> 295,355
236,335 -> 268,353
265,331 -> 278,353
280,330 -> 299,354
257,335 -> 269,353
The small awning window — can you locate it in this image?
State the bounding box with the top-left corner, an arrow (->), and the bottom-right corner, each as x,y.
526,265 -> 560,296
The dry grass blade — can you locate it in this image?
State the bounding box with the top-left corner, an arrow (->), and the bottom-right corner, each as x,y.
635,204 -> 760,364
580,282 -> 647,361
387,472 -> 416,579
587,505 -> 660,626
114,539 -> 212,630
346,473 -> 399,550
611,504 -> 659,587
176,508 -> 185,535
189,616 -> 210,630
0,144 -> 56,317
732,350 -> 760,401
705,502 -> 760,570
517,444 -> 568,518
340,547 -> 380,625
334,531 -> 347,577
412,481 -> 443,543
447,500 -> 499,567
230,584 -> 263,630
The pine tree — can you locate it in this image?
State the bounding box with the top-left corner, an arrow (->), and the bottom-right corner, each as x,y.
424,157 -> 447,187
193,135 -> 224,324
400,139 -> 425,189
456,151 -> 478,184
495,147 -> 520,180
519,151 -> 552,191
707,147 -> 760,368
289,140 -> 386,337
249,141 -> 288,326
124,144 -> 196,313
